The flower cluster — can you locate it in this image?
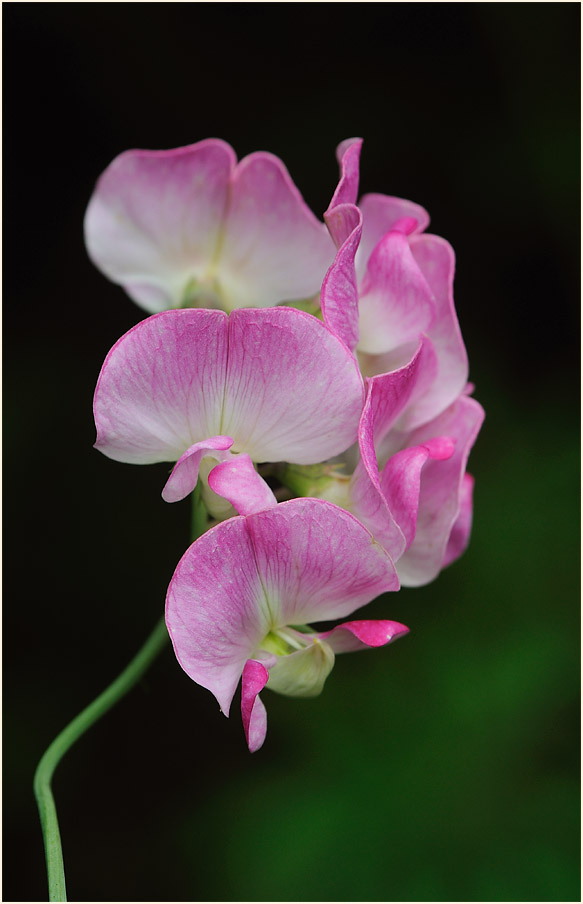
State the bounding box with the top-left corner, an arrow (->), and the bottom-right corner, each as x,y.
87,138 -> 484,751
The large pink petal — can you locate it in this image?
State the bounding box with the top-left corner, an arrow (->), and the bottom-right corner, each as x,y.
161,436 -> 234,503
442,472 -> 475,568
357,230 -> 436,356
222,307 -> 364,463
246,498 -> 399,627
207,455 -> 277,515
84,140 -> 236,312
314,619 -> 409,653
94,309 -> 228,464
356,193 -> 430,281
404,233 -> 469,427
94,307 -> 364,470
348,457 -> 406,562
218,152 -> 335,310
241,659 -> 270,753
395,396 -> 485,586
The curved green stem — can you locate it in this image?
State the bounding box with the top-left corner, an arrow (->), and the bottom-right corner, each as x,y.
34,485 -> 209,901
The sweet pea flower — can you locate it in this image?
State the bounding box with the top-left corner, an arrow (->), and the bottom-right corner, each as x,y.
166,498 -> 408,751
93,306 -> 364,515
85,139 -> 335,314
321,138 -> 468,431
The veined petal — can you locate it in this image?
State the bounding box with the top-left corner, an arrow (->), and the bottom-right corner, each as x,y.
404,233 -> 469,427
84,140 -> 236,312
94,307 -> 364,472
357,230 -> 436,356
443,472 -> 475,568
241,660 -> 270,752
396,396 -> 485,586
222,307 -> 364,463
207,455 -> 277,516
94,309 -> 228,464
357,193 -> 430,281
218,152 -> 335,310
161,436 -> 234,503
245,498 -> 399,627
314,619 -> 409,653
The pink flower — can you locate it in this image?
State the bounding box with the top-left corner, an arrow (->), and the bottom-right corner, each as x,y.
85,139 -> 335,313
166,498 -> 408,751
322,138 -> 469,430
93,306 -> 364,514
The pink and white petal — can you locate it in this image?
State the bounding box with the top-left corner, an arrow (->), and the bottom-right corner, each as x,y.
246,498 -> 399,628
321,203 -> 362,351
315,619 -> 410,653
166,516 -> 271,715
379,437 -> 455,551
328,138 -> 363,209
218,152 -> 335,310
222,307 -> 364,464
161,436 -> 234,503
442,472 -> 475,568
396,396 -> 485,586
360,338 -> 438,459
357,230 -> 436,356
241,659 -> 270,753
94,309 -> 228,464
356,193 -> 430,281
404,233 -> 469,427
348,458 -> 407,563
84,140 -> 236,311
207,455 -> 277,516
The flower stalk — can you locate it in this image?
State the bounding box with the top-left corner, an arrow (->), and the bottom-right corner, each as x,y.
34,486 -> 207,901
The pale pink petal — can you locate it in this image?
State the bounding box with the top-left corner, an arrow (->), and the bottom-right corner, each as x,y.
222,308 -> 364,464
357,230 -> 436,356
349,459 -> 406,563
161,436 -> 234,503
329,138 -> 363,209
314,619 -> 410,653
241,659 -> 270,753
166,517 -> 269,715
396,396 -> 485,586
246,498 -> 399,627
207,455 -> 277,515
321,203 -> 362,352
361,338 -> 438,456
404,233 -> 469,427
356,193 -> 430,281
218,152 -> 335,310
94,310 -> 228,464
379,437 -> 455,550
84,140 -> 236,312
443,472 -> 475,568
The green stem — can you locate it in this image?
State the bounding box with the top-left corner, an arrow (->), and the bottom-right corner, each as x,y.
35,485 -> 209,901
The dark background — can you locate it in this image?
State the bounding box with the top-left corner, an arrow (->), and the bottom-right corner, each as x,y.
4,3 -> 580,901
